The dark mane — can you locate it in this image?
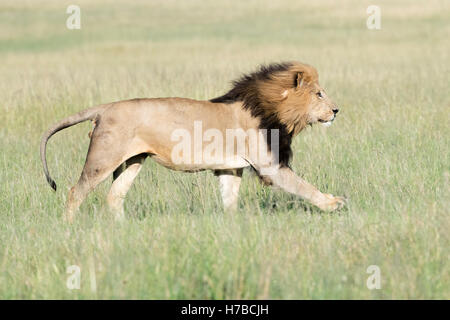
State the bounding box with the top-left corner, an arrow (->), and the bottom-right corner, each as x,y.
210,62 -> 294,104
210,62 -> 296,167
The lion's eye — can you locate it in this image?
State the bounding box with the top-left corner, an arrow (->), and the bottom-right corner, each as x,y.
316,91 -> 323,99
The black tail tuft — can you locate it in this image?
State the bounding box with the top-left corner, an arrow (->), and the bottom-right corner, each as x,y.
47,177 -> 57,191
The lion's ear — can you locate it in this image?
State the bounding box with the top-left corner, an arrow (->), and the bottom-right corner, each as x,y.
295,72 -> 304,88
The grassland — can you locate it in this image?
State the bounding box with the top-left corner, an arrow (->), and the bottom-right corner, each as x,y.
0,0 -> 448,299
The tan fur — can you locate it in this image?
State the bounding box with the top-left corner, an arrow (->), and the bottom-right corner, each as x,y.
40,62 -> 346,222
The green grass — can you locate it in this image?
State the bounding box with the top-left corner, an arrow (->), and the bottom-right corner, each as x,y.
0,0 -> 449,299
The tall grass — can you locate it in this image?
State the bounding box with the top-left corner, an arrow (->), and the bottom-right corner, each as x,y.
0,0 -> 448,299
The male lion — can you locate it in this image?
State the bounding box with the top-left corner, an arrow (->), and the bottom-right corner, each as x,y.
41,62 -> 346,222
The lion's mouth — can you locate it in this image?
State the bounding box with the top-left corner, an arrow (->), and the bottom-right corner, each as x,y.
318,117 -> 335,127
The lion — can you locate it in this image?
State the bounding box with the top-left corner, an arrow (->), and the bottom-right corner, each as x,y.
40,61 -> 346,222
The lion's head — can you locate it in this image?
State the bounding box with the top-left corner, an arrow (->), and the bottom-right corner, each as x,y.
211,61 -> 339,135
277,63 -> 339,131
211,61 -> 339,165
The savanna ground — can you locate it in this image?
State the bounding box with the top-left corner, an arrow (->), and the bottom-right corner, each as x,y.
0,0 -> 449,299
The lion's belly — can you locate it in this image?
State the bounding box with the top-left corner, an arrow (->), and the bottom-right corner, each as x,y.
135,123 -> 252,171
149,153 -> 249,172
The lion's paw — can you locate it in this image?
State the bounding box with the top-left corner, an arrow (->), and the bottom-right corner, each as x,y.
318,194 -> 347,212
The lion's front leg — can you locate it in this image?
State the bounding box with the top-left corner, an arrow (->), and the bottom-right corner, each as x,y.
214,169 -> 243,212
259,166 -> 346,211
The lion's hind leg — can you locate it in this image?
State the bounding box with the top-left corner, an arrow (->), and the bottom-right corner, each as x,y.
65,166 -> 114,223
64,129 -> 134,222
107,154 -> 147,221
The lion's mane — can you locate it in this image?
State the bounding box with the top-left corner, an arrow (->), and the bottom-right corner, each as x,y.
211,61 -> 318,166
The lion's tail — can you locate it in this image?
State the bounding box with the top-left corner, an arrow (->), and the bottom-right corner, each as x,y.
40,104 -> 110,191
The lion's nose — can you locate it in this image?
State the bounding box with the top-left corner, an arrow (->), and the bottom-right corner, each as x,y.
333,108 -> 339,115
